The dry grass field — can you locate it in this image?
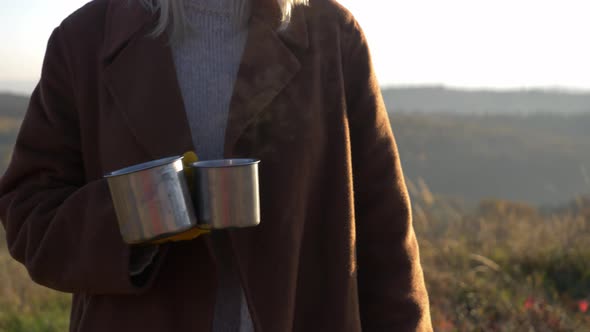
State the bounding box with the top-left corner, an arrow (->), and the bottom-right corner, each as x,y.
1,190 -> 589,331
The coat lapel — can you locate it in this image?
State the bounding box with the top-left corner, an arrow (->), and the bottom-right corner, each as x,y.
224,5 -> 309,156
102,1 -> 194,160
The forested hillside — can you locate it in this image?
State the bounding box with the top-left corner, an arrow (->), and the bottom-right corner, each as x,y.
1,89 -> 589,205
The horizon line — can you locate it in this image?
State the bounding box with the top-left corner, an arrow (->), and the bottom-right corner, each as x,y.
2,81 -> 590,96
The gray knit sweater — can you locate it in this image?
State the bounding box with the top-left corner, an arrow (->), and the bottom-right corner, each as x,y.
172,0 -> 254,331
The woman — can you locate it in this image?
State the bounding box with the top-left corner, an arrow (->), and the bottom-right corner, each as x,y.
0,0 -> 431,331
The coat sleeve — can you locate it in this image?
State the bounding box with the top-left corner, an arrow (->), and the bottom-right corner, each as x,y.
342,18 -> 433,332
0,26 -> 166,295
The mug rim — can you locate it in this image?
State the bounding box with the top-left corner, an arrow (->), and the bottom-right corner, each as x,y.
190,159 -> 260,169
104,156 -> 183,178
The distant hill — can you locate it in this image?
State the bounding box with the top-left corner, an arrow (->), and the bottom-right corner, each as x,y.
0,93 -> 29,117
4,86 -> 590,115
0,93 -> 27,167
382,86 -> 590,114
1,89 -> 589,205
391,112 -> 590,205
0,81 -> 36,95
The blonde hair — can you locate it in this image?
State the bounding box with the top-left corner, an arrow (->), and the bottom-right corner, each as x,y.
139,0 -> 309,40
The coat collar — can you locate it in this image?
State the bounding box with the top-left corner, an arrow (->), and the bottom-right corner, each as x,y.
102,0 -> 309,159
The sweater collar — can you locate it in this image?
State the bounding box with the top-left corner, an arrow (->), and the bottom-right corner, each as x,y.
183,0 -> 251,18
183,0 -> 252,31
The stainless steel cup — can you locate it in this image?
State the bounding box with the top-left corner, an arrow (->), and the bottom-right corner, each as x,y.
190,159 -> 261,229
104,156 -> 198,244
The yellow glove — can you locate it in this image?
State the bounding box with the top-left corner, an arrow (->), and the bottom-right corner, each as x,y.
150,151 -> 209,244
182,150 -> 198,192
150,226 -> 209,244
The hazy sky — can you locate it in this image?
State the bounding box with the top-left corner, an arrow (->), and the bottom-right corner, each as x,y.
1,0 -> 589,93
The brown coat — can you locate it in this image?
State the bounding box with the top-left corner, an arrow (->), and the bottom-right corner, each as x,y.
0,0 -> 431,331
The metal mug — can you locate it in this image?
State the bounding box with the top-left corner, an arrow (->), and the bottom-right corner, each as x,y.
104,156 -> 198,244
190,159 -> 261,229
